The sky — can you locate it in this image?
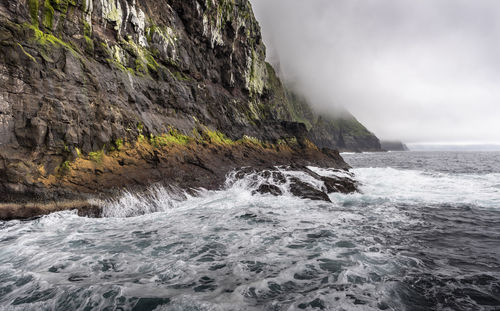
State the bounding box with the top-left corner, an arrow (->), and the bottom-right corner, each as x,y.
250,0 -> 500,144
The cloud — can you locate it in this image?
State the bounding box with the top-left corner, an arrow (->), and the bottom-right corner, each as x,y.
250,0 -> 500,143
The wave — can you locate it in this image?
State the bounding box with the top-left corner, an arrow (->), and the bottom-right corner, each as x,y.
98,165 -> 500,219
339,167 -> 500,209
100,185 -> 190,218
101,166 -> 352,218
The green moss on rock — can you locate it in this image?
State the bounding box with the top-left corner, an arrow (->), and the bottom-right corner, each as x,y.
43,0 -> 55,30
149,131 -> 191,148
28,0 -> 40,26
88,150 -> 104,163
16,43 -> 37,63
202,128 -> 234,145
59,160 -> 71,175
24,23 -> 79,57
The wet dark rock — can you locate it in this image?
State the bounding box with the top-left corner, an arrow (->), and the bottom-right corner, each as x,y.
321,176 -> 358,194
299,165 -> 358,194
272,171 -> 287,184
236,165 -> 357,202
289,178 -> 331,202
252,184 -> 283,196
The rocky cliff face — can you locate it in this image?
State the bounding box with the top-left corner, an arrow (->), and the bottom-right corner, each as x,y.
284,91 -> 382,152
0,0 -> 352,206
308,116 -> 382,152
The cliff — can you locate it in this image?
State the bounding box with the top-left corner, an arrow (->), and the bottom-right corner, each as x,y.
284,91 -> 382,152
0,0 -> 354,214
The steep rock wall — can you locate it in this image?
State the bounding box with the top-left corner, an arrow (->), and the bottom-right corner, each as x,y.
0,0 -> 347,201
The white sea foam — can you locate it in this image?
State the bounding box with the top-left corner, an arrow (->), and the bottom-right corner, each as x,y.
336,167 -> 500,209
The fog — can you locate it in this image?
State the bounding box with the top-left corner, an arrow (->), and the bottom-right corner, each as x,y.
250,0 -> 500,144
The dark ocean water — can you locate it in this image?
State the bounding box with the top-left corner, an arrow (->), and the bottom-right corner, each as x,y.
0,151 -> 499,310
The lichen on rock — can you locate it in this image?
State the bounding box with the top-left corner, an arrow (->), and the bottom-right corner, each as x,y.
99,0 -> 122,33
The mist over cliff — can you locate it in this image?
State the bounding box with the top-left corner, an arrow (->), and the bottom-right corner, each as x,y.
251,0 -> 500,144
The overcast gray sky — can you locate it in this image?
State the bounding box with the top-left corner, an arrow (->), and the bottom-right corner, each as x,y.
251,0 -> 500,144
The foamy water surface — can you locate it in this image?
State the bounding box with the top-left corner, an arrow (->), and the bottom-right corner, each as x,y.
0,152 -> 499,310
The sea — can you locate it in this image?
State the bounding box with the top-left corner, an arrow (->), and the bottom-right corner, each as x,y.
0,151 -> 499,311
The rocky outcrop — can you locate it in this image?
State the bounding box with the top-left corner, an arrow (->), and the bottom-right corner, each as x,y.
0,0 -> 357,218
235,165 -> 358,203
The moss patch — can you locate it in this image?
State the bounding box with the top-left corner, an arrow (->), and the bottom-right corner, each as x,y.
28,0 -> 40,26
150,133 -> 191,148
172,70 -> 191,82
88,150 -> 104,163
202,128 -> 234,145
114,138 -> 124,151
24,23 -> 79,57
238,135 -> 266,148
43,0 -> 55,30
49,0 -> 75,13
59,160 -> 71,175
